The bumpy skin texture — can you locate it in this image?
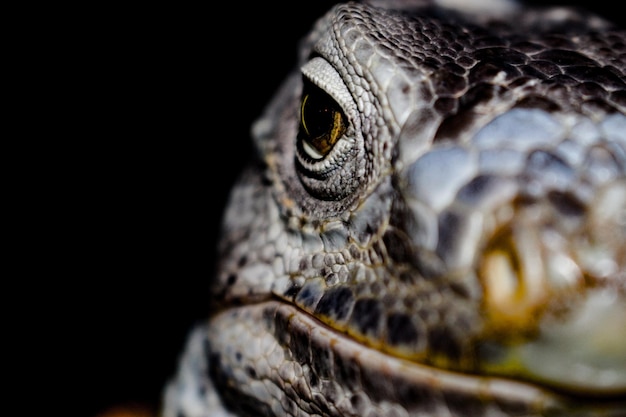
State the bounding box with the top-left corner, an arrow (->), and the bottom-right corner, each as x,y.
163,1 -> 626,416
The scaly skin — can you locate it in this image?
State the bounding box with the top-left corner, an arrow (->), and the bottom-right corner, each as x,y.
163,1 -> 626,416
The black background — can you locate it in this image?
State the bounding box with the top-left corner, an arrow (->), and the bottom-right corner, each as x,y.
76,2 -> 623,416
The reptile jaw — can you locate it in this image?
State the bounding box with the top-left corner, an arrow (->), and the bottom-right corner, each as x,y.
206,301 -> 626,417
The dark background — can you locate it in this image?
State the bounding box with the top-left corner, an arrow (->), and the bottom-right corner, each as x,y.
78,2 -> 623,416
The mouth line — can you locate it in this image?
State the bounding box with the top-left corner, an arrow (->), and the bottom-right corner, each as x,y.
273,300 -> 626,412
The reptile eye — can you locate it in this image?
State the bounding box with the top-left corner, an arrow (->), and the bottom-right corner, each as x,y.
298,80 -> 347,160
294,56 -> 361,203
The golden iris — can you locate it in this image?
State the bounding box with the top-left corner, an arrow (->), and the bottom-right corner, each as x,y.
298,81 -> 347,158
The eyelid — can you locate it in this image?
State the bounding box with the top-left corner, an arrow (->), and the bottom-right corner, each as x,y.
300,57 -> 354,116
